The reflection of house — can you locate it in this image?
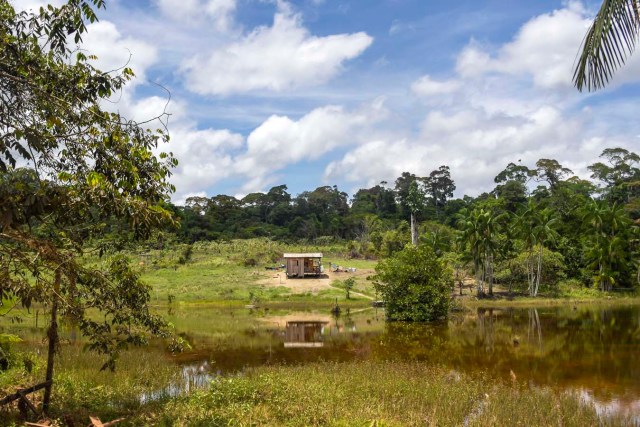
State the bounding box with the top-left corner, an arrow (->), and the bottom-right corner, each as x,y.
284,321 -> 328,348
284,253 -> 322,278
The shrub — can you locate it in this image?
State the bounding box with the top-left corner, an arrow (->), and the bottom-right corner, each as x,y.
373,245 -> 452,321
0,334 -> 21,371
177,244 -> 194,265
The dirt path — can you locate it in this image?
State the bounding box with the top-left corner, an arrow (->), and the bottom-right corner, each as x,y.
259,269 -> 374,300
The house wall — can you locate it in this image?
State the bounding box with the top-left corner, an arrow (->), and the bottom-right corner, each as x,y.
286,258 -> 303,277
286,257 -> 321,277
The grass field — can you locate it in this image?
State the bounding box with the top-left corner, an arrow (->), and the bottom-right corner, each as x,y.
120,240 -> 382,304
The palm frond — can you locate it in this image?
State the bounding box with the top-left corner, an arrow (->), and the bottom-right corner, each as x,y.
574,0 -> 640,91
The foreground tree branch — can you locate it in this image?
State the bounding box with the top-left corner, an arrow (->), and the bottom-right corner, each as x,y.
574,0 -> 640,91
0,0 -> 183,413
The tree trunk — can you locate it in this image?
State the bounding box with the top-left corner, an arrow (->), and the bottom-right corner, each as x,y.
535,245 -> 543,297
410,212 -> 418,245
43,269 -> 60,414
487,254 -> 493,296
507,260 -> 513,295
474,257 -> 483,296
528,247 -> 535,296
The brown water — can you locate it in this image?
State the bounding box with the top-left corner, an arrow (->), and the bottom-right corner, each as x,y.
163,304 -> 640,420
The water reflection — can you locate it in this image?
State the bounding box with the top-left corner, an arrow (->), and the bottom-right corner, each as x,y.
140,362 -> 213,404
4,303 -> 640,418
284,321 -> 328,348
163,304 -> 640,419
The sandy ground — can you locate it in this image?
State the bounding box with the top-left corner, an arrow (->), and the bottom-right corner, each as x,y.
259,268 -> 375,299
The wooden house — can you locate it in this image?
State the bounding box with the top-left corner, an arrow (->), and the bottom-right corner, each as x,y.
283,253 -> 323,278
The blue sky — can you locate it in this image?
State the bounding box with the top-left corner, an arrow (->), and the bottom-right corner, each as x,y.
17,0 -> 640,202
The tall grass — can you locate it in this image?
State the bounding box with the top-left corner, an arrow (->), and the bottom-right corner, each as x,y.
137,360 -> 627,426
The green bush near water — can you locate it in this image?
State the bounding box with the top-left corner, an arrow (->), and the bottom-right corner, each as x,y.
373,245 -> 452,321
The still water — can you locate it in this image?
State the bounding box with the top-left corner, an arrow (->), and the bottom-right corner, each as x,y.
161,304 -> 640,419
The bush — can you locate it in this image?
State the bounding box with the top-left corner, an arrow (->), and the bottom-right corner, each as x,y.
0,334 -> 21,371
373,244 -> 452,321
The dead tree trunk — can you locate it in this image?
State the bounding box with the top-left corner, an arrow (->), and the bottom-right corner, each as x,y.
487,254 -> 494,296
410,212 -> 418,246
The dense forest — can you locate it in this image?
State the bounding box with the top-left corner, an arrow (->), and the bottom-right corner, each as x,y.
164,147 -> 639,294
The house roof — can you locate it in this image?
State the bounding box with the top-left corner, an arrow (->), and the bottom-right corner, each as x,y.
283,253 -> 323,258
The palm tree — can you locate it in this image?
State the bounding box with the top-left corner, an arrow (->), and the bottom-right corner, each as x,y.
406,180 -> 425,245
457,208 -> 484,295
531,208 -> 560,296
457,207 -> 504,296
513,201 -> 539,295
582,199 -> 633,290
477,209 -> 502,296
574,0 -> 640,91
513,201 -> 559,296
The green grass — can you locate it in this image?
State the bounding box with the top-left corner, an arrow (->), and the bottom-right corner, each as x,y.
134,361 -> 628,427
0,342 -> 180,424
454,278 -> 640,309
122,241 -> 382,304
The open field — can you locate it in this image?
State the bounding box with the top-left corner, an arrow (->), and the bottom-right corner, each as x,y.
108,240 -> 639,309
115,241 -> 381,304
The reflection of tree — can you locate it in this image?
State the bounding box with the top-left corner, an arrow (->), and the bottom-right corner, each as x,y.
373,322 -> 449,362
368,306 -> 640,403
528,308 -> 543,350
476,308 -> 496,353
343,309 -> 355,332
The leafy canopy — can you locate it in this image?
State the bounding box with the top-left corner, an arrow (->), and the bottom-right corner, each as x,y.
0,0 -> 180,370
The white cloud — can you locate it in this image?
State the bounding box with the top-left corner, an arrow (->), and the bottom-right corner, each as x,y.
135,98 -> 245,202
457,2 -> 591,89
233,99 -> 387,192
81,21 -> 158,85
325,102 -> 596,196
155,0 -> 237,32
168,125 -> 244,201
412,75 -> 461,97
11,0 -> 65,12
181,7 -> 373,95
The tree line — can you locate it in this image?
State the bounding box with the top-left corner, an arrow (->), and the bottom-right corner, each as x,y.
166,148 -> 639,293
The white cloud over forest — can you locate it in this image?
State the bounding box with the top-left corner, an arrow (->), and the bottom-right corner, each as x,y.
180,6 -> 373,96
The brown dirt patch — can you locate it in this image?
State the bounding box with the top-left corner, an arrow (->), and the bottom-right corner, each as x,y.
259,269 -> 375,297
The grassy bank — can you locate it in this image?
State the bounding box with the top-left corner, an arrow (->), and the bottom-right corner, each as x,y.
133,361 -> 627,427
454,284 -> 640,309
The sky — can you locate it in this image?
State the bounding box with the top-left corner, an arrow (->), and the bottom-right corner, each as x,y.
15,0 -> 640,203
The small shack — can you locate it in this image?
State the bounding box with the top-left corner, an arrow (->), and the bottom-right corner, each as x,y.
283,253 -> 323,278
